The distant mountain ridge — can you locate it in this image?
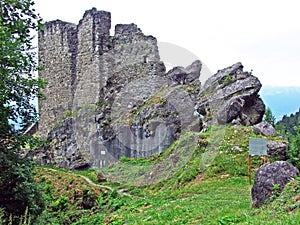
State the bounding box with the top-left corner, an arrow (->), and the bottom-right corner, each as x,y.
260,86 -> 300,121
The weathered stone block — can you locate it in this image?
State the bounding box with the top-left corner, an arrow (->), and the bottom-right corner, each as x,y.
253,122 -> 275,136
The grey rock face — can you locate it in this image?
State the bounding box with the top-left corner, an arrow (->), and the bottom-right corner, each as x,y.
251,161 -> 299,207
253,122 -> 275,136
267,141 -> 289,161
29,118 -> 92,170
217,97 -> 244,125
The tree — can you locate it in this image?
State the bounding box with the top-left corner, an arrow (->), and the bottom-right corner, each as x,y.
276,110 -> 300,137
288,123 -> 300,170
0,0 -> 46,222
275,109 -> 300,169
263,107 -> 276,126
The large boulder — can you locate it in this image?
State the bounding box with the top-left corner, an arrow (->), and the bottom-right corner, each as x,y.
253,122 -> 275,136
165,60 -> 201,90
195,62 -> 265,127
251,161 -> 299,207
267,141 -> 289,161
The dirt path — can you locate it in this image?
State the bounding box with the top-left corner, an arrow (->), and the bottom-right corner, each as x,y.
45,168 -> 134,198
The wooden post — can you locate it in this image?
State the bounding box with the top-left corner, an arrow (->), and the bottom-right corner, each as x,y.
263,155 -> 268,164
248,155 -> 252,185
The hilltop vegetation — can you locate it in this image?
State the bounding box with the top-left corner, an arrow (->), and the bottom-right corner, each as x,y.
275,109 -> 300,170
14,125 -> 299,225
276,108 -> 300,137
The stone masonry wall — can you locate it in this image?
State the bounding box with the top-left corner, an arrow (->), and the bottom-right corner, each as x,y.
72,9 -> 111,160
38,20 -> 77,137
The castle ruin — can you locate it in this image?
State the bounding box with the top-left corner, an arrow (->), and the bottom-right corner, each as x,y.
37,8 -> 264,170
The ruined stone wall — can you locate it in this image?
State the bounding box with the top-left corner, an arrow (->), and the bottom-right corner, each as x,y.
72,9 -> 111,161
74,9 -> 110,107
38,8 -> 175,169
38,20 -> 77,137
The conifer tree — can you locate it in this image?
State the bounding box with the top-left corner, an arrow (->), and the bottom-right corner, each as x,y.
263,107 -> 276,126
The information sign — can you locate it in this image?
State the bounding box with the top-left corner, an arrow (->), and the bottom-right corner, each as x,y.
249,138 -> 267,156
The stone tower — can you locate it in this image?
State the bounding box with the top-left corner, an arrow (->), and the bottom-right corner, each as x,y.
38,20 -> 77,137
38,9 -> 111,137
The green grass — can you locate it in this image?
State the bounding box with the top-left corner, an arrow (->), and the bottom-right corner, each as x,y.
33,125 -> 300,224
117,177 -> 250,225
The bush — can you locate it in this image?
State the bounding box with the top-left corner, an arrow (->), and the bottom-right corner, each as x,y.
51,196 -> 69,212
0,150 -> 45,223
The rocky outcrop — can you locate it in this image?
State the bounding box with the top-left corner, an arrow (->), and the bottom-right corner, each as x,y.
251,161 -> 299,207
253,122 -> 275,136
27,118 -> 91,170
195,62 -> 265,127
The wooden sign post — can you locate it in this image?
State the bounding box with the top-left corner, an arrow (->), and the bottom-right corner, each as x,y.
248,138 -> 268,184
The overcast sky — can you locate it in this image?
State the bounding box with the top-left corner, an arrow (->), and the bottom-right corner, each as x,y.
34,0 -> 300,87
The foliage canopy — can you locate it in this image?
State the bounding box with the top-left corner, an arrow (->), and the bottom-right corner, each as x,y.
0,0 -> 46,138
0,0 -> 46,222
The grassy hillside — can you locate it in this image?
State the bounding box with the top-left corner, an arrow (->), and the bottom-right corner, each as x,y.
33,125 -> 300,224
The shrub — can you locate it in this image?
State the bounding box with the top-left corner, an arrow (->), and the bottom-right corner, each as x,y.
51,196 -> 69,212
